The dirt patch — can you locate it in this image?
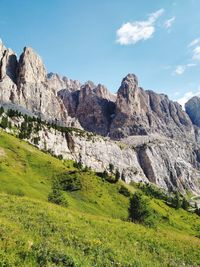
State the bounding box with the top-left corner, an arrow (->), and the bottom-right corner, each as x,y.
0,148 -> 6,157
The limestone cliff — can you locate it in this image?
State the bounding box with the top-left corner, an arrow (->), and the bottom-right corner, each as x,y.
1,40 -> 200,194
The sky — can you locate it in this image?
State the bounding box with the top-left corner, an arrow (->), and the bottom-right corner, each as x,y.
1,0 -> 200,106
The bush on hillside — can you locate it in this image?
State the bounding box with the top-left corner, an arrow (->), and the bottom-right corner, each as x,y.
0,106 -> 4,116
115,169 -> 121,182
129,192 -> 151,224
48,188 -> 68,207
109,163 -> 114,173
181,197 -> 190,210
171,191 -> 182,209
54,172 -> 82,192
195,203 -> 200,216
119,185 -> 130,197
6,109 -> 22,118
0,116 -> 9,129
73,161 -> 83,170
139,183 -> 167,201
97,170 -> 119,184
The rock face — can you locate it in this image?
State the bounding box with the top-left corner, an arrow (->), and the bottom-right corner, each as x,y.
1,40 -> 200,194
8,117 -> 199,195
0,42 -> 19,105
110,74 -> 194,140
47,72 -> 81,94
76,83 -> 116,135
57,81 -> 116,135
16,47 -> 67,123
0,42 -> 80,127
185,96 -> 200,127
17,47 -> 46,84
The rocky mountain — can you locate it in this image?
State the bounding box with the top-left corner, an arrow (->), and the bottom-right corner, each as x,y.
1,40 -> 200,194
185,96 -> 200,127
110,74 -> 194,140
0,42 -> 80,127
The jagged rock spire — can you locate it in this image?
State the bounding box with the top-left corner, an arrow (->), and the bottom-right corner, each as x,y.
18,47 -> 47,84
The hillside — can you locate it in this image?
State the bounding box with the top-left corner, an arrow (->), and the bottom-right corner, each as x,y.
0,130 -> 200,266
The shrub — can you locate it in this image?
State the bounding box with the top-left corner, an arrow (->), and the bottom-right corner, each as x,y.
48,188 -> 68,207
57,154 -> 63,160
55,172 -> 82,191
0,116 -> 8,129
0,106 -> 4,116
129,192 -> 150,224
109,163 -> 114,173
182,197 -> 190,210
73,161 -> 83,170
139,183 -> 167,201
171,191 -> 182,209
97,170 -> 119,184
19,121 -> 33,139
121,172 -> 126,182
7,109 -> 17,118
83,165 -> 91,172
119,185 -> 130,197
115,169 -> 121,182
195,203 -> 200,216
33,137 -> 40,145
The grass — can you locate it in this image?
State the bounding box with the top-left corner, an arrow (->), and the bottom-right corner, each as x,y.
0,129 -> 200,266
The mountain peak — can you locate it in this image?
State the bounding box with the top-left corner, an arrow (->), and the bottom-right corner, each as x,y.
121,73 -> 138,86
18,46 -> 46,84
185,96 -> 200,127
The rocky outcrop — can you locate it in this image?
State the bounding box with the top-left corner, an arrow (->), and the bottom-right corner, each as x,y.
0,42 -> 80,127
0,42 -> 19,105
110,74 -> 194,140
75,83 -> 115,135
57,81 -> 116,136
47,72 -> 81,93
185,96 -> 200,127
12,120 -> 198,194
17,47 -> 46,84
16,47 -> 67,122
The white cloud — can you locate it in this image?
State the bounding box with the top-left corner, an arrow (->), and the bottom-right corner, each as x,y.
174,65 -> 185,75
164,17 -> 175,29
188,38 -> 200,47
173,63 -> 196,75
177,88 -> 200,108
148,9 -> 165,23
192,46 -> 200,61
187,63 -> 196,67
116,9 -> 164,45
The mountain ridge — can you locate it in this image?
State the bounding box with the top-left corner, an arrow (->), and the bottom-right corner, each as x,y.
1,40 -> 200,194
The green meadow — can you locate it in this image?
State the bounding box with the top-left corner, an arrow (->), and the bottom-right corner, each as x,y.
0,129 -> 200,266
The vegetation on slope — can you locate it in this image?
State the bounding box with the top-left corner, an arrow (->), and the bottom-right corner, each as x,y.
0,129 -> 200,266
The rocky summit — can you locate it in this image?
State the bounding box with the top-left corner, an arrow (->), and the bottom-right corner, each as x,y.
1,40 -> 200,194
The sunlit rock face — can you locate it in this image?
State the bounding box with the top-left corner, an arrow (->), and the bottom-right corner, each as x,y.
0,42 -> 80,127
110,74 -> 194,140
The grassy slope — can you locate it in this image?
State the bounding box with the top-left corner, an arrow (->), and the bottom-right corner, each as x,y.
0,129 -> 200,266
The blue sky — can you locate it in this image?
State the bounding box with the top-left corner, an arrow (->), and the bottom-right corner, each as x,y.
1,0 -> 200,106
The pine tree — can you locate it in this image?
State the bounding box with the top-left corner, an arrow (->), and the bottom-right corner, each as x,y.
0,116 -> 8,129
172,191 -> 182,209
0,106 -> 4,116
115,169 -> 121,182
195,203 -> 200,216
48,188 -> 68,207
181,197 -> 190,210
129,192 -> 150,223
109,163 -> 114,173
